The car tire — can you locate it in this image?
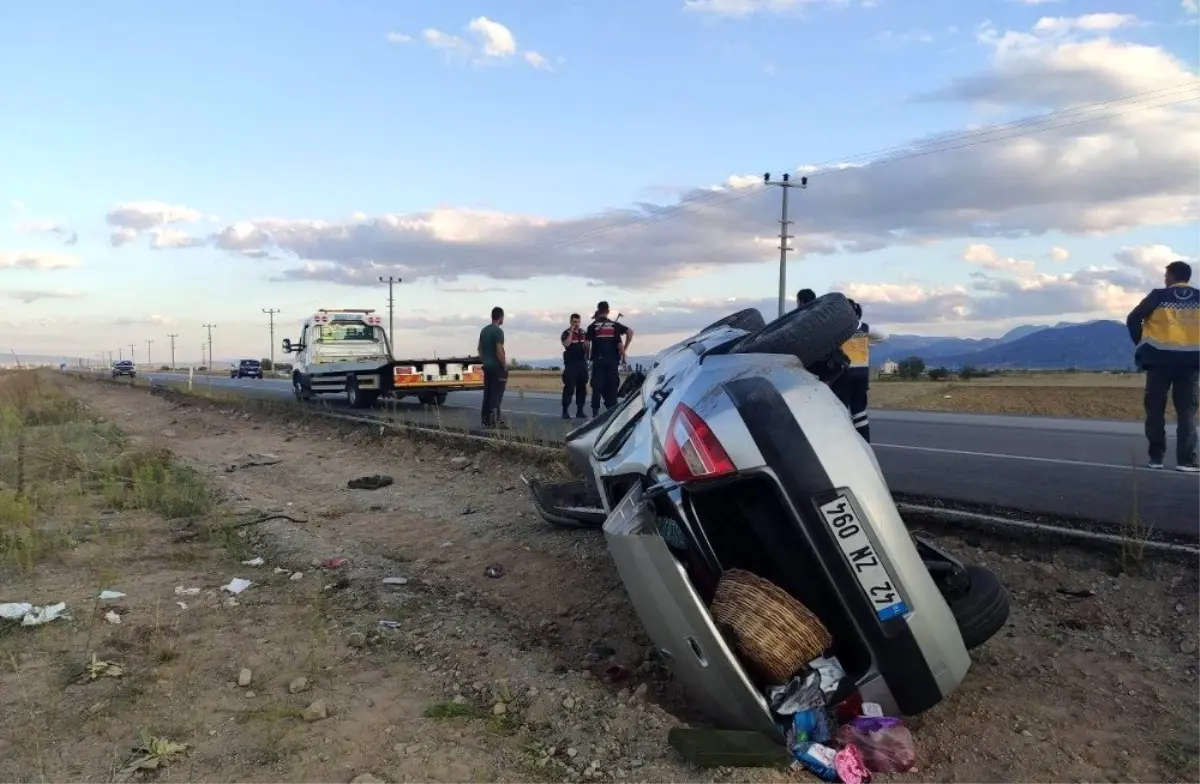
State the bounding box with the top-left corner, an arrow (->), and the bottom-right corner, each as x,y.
730,293 -> 859,367
947,564 -> 1010,650
700,307 -> 767,335
293,374 -> 312,401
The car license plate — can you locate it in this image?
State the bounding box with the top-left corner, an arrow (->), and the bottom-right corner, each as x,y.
818,495 -> 909,622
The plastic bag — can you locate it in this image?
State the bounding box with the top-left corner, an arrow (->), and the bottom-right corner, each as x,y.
792,707 -> 831,744
768,671 -> 824,715
792,742 -> 838,782
836,716 -> 917,773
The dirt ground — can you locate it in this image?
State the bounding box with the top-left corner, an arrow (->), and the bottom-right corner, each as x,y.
2,373 -> 1197,783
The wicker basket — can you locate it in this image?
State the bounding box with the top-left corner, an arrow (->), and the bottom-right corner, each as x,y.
710,568 -> 832,683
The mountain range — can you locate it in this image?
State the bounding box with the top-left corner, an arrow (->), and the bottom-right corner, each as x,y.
871,320 -> 1138,371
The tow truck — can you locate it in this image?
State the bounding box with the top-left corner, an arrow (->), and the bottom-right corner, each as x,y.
281,308 -> 484,408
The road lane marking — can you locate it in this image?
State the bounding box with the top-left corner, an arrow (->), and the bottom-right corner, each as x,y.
874,442 -> 1195,477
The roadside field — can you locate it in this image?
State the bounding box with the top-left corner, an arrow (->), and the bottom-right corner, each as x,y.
504,370 -> 1162,422
2,370 -> 1193,783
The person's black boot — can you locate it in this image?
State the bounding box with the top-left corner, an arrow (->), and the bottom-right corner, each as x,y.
575,408 -> 586,419
562,408 -> 571,420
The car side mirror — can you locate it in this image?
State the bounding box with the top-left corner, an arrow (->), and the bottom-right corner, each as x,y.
282,338 -> 293,353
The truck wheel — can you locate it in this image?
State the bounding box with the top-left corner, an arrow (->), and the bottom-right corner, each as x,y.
293,374 -> 312,401
947,565 -> 1010,650
730,293 -> 858,367
417,392 -> 448,406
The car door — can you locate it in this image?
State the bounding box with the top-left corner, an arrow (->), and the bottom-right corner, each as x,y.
603,483 -> 781,739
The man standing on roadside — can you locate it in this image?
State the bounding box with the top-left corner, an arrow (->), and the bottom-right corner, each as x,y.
478,306 -> 508,429
586,301 -> 633,417
560,313 -> 589,420
1126,260 -> 1199,472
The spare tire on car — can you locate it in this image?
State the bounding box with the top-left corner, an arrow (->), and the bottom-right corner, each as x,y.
730,293 -> 859,367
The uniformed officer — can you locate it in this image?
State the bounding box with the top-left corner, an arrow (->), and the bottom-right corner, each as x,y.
560,313 -> 589,420
1126,260 -> 1199,472
832,299 -> 887,443
586,301 -> 633,417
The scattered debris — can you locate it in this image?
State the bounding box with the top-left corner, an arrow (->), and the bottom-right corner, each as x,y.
241,557 -> 265,566
98,590 -> 126,600
237,668 -> 253,687
1057,588 -> 1097,599
225,453 -> 282,472
82,654 -> 124,681
0,601 -> 67,627
288,676 -> 310,694
221,578 -> 252,594
381,577 -> 408,586
378,620 -> 402,629
322,557 -> 347,569
174,586 -> 200,597
347,474 -> 393,490
104,610 -> 122,625
461,505 -> 477,516
484,563 -> 504,579
290,572 -> 304,581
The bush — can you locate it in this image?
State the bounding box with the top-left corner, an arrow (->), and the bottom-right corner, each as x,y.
960,366 -> 993,380
897,356 -> 926,379
927,367 -> 950,381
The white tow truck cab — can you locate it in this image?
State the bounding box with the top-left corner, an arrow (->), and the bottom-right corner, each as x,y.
281,308 -> 484,408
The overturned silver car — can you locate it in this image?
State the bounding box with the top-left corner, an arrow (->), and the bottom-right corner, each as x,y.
526,295 -> 1010,738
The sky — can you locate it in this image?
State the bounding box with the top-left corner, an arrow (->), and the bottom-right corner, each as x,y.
1,0 -> 1198,366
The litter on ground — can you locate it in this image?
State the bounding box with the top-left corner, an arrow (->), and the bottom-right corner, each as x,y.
0,601 -> 67,626
97,590 -> 126,600
221,578 -> 252,594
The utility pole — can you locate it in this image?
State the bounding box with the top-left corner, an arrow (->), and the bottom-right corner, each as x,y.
128,343 -> 136,367
145,339 -> 154,369
262,308 -> 280,370
167,333 -> 178,369
763,172 -> 807,318
202,324 -> 216,369
378,275 -> 401,354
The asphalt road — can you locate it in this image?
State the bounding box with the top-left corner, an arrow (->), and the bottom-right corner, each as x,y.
137,372 -> 1200,539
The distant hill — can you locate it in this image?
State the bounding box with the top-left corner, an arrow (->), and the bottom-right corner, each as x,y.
912,321 -> 1136,371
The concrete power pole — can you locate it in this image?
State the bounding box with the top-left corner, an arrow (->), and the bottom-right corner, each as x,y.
262,308 -> 280,371
128,343 -> 136,367
145,339 -> 154,369
166,333 -> 178,369
378,276 -> 401,355
202,324 -> 216,369
763,172 -> 808,318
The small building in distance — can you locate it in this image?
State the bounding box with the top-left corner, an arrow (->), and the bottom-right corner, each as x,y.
878,360 -> 899,376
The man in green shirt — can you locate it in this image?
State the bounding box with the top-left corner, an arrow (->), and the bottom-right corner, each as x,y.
477,306 -> 508,428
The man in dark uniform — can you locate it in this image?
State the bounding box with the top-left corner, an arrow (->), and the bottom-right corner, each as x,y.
586,301 -> 633,417
1126,260 -> 1199,472
832,299 -> 887,443
796,288 -> 816,308
560,313 -> 589,419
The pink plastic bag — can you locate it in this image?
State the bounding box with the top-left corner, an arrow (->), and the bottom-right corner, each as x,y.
835,717 -> 917,774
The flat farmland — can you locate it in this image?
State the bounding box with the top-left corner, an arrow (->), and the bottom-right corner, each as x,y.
505,370 -> 1161,422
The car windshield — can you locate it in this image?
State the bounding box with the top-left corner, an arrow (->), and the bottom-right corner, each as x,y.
115,361 -> 132,367
240,360 -> 259,366
314,322 -> 382,342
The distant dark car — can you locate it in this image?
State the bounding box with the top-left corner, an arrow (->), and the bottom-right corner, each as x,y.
112,360 -> 136,379
231,359 -> 263,379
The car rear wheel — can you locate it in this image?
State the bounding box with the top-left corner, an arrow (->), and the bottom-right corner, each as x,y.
700,308 -> 767,335
730,293 -> 858,367
946,564 -> 1010,650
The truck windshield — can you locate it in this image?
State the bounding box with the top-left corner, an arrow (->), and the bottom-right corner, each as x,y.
314,323 -> 382,342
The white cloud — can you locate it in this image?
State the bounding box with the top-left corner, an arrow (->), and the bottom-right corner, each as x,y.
1032,13 -> 1139,35
109,227 -> 140,248
0,250 -> 81,271
873,30 -> 935,48
113,314 -> 169,327
105,201 -> 204,247
962,243 -> 1037,274
1183,0 -> 1198,15
1114,243 -> 1196,284
10,199 -> 26,213
110,18 -> 1197,333
149,227 -> 206,249
1048,246 -> 1070,262
15,219 -> 78,245
7,289 -> 82,304
415,17 -> 550,69
385,32 -> 413,44
682,0 -> 833,18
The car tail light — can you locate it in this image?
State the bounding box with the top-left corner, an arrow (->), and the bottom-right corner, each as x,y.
664,403 -> 735,482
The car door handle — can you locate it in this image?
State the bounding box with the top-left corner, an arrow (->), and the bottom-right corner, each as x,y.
685,636 -> 709,668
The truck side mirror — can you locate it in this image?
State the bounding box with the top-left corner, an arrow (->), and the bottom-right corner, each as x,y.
282,338 -> 292,353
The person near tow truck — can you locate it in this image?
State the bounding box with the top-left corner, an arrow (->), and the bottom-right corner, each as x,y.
586,301 -> 633,418
560,313 -> 590,420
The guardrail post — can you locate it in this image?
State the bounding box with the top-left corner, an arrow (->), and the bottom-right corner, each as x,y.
188,366 -> 194,392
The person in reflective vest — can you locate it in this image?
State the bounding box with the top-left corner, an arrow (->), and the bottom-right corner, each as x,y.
560,313 -> 589,420
586,301 -> 633,417
1125,260 -> 1199,472
833,299 -> 887,442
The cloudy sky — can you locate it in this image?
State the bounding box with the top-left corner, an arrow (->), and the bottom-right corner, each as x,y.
2,0 -> 1197,365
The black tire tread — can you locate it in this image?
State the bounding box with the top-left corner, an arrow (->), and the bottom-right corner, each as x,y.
949,565 -> 1010,650
700,308 -> 767,335
730,294 -> 859,366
